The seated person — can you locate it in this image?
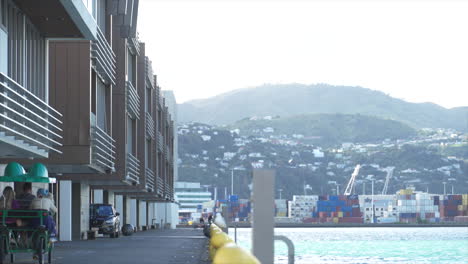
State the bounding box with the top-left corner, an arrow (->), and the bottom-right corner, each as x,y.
0,186 -> 20,226
30,189 -> 57,236
16,183 -> 36,209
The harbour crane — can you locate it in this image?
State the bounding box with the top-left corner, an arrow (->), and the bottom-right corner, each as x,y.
381,167 -> 395,195
344,164 -> 361,195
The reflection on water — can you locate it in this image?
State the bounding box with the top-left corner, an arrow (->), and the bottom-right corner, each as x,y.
228,227 -> 468,264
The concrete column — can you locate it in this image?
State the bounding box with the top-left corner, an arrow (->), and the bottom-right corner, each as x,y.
115,195 -> 124,222
139,201 -> 147,228
130,199 -> 137,227
59,181 -> 72,241
155,202 -> 165,229
72,182 -> 90,240
105,191 -> 115,206
93,189 -> 103,203
123,196 -> 132,225
252,170 -> 275,264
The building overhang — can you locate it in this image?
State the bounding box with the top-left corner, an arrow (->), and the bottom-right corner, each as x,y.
13,0 -> 97,40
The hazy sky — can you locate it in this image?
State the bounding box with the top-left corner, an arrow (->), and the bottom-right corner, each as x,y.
137,0 -> 468,108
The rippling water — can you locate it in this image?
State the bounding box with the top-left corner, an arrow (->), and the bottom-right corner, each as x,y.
228,227 -> 468,264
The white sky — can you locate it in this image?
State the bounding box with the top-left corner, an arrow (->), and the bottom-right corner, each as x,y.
137,0 -> 468,108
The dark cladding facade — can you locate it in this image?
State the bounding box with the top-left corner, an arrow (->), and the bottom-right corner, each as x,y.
0,0 -> 176,241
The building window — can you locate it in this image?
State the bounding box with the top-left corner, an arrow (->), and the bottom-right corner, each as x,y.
127,49 -> 136,86
126,116 -> 136,155
0,0 -> 5,27
5,2 -> 46,99
96,77 -> 109,131
145,87 -> 151,113
96,0 -> 106,33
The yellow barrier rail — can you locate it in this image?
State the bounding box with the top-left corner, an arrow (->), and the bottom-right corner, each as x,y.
209,224 -> 261,264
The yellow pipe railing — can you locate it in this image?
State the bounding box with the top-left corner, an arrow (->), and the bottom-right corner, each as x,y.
209,224 -> 260,264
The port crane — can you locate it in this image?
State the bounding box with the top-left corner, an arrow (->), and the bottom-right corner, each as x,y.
381,167 -> 395,195
343,164 -> 361,195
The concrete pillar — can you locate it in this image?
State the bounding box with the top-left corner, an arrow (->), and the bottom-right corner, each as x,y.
130,199 -> 137,227
252,170 -> 275,264
169,203 -> 179,229
72,182 -> 90,240
139,200 -> 147,228
155,202 -> 165,229
93,189 -> 103,203
104,190 -> 115,206
123,196 -> 132,225
115,195 -> 123,219
59,181 -> 72,241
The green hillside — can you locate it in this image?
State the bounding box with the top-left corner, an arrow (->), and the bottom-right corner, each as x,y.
230,113 -> 417,147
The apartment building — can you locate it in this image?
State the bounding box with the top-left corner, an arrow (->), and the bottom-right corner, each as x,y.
0,0 -> 176,240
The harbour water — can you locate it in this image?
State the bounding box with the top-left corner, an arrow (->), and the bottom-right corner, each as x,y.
229,227 -> 468,264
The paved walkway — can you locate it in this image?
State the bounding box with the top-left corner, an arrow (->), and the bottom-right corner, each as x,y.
9,228 -> 210,264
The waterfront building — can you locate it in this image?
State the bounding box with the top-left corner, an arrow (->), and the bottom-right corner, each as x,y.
175,182 -> 212,223
0,0 -> 176,240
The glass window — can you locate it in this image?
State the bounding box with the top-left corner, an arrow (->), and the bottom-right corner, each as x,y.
126,116 -> 133,154
127,50 -> 135,85
96,78 -> 108,131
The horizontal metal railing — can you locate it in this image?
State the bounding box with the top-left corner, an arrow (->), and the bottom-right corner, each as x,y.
0,73 -> 62,155
126,81 -> 140,119
145,167 -> 155,191
91,28 -> 116,85
126,153 -> 140,184
129,35 -> 140,55
156,176 -> 164,195
145,57 -> 154,88
146,112 -> 155,139
90,125 -> 115,172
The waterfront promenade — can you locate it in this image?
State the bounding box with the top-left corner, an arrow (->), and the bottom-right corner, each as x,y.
10,229 -> 209,264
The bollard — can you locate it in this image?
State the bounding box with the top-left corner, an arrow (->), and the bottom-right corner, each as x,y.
210,230 -> 234,260
213,243 -> 261,264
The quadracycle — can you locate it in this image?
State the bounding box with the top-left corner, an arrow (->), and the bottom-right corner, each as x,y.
0,162 -> 56,264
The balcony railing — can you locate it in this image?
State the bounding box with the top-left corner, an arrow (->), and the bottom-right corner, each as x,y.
145,167 -> 155,192
126,81 -> 140,119
156,176 -> 164,196
126,153 -> 140,184
0,73 -> 62,157
145,57 -> 154,88
146,112 -> 155,139
165,183 -> 170,198
157,131 -> 163,152
91,28 -> 116,85
90,124 -> 115,172
129,35 -> 140,56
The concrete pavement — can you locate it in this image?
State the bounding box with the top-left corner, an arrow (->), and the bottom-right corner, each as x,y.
9,228 -> 210,264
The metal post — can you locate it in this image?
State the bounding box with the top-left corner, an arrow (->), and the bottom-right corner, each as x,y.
234,222 -> 237,243
231,169 -> 234,196
252,170 -> 275,264
452,185 -> 454,194
443,182 -> 446,195
363,182 -> 366,195
279,189 -> 283,200
371,179 -> 374,224
336,184 -> 339,195
274,235 -> 295,264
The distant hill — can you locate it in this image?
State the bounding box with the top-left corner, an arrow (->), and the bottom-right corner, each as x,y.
178,84 -> 468,131
230,113 -> 417,147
